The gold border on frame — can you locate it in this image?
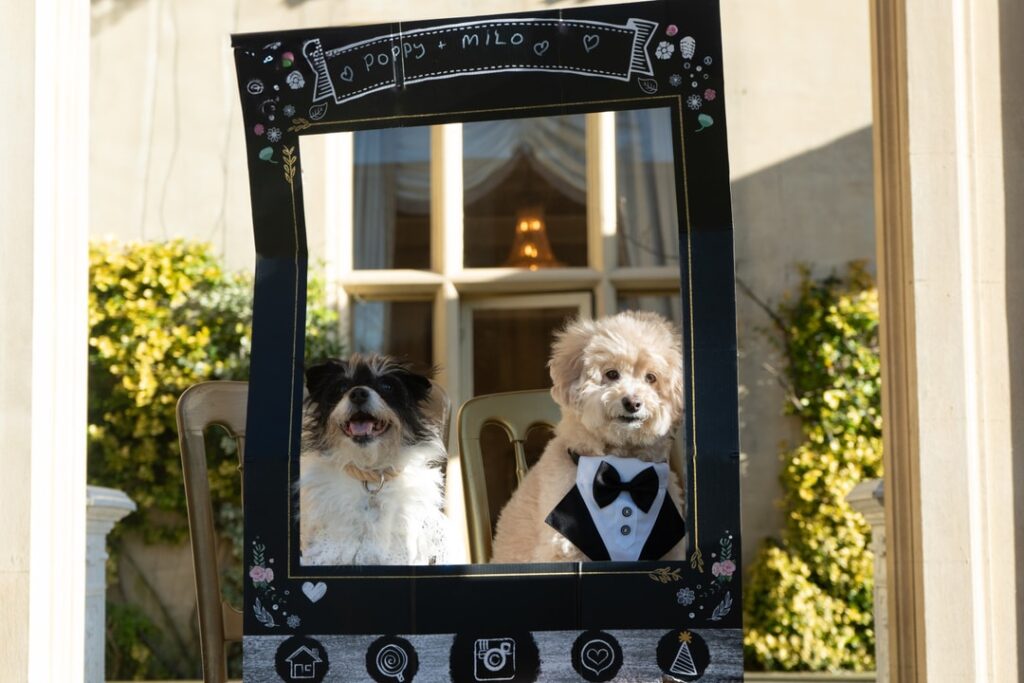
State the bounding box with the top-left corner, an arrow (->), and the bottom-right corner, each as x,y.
279,94 -> 699,580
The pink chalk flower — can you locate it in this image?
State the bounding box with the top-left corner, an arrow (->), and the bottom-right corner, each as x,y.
704,89 -> 717,101
249,565 -> 272,583
712,559 -> 736,578
666,25 -> 679,37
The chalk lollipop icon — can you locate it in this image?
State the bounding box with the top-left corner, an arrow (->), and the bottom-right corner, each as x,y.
375,644 -> 409,682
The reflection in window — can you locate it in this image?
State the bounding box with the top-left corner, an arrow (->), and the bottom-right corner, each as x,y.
471,306 -> 581,395
616,108 -> 680,267
354,127 -> 431,270
351,299 -> 433,367
463,115 -> 588,268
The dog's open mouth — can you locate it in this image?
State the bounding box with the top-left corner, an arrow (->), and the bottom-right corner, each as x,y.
616,415 -> 644,424
343,412 -> 390,443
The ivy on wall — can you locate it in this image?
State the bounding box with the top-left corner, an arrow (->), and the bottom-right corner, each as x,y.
743,263 -> 882,672
88,239 -> 344,678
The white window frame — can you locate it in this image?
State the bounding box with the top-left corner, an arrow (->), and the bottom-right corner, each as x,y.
319,111 -> 682,417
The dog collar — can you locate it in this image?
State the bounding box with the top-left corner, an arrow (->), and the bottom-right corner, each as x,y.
343,463 -> 399,494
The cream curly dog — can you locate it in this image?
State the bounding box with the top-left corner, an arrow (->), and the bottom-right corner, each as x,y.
491,311 -> 687,563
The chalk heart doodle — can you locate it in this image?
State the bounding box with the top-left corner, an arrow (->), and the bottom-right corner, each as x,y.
339,65 -> 354,83
583,33 -> 601,53
533,40 -> 550,56
302,581 -> 327,603
584,643 -> 612,669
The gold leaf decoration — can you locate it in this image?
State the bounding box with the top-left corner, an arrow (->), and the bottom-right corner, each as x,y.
288,118 -> 312,133
283,146 -> 297,185
648,567 -> 682,583
689,547 -> 704,573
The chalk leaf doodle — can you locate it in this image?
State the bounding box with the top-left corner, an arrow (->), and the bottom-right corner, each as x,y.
254,597 -> 276,628
639,78 -> 659,95
308,103 -> 328,121
680,35 -> 696,59
302,17 -> 657,106
289,118 -> 313,133
708,591 -> 733,621
648,566 -> 683,584
696,113 -> 714,133
258,146 -> 276,163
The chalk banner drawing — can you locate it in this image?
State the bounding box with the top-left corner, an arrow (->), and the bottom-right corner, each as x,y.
303,17 -> 658,105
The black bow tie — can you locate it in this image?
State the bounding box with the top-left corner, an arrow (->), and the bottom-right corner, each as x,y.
593,461 -> 660,513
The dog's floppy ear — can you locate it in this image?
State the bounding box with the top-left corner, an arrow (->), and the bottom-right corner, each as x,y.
304,358 -> 346,400
396,368 -> 432,403
548,317 -> 594,408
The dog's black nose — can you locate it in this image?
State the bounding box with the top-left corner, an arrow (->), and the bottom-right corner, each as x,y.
349,387 -> 370,404
621,396 -> 642,413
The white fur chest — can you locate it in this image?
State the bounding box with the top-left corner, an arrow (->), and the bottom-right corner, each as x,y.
298,454 -> 451,565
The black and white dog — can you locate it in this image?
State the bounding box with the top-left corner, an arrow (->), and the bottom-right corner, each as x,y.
298,355 -> 454,565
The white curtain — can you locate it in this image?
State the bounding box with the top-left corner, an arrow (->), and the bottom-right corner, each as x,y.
615,107 -> 680,267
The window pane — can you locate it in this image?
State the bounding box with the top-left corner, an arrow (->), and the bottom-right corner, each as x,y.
463,115 -> 588,268
617,293 -> 683,329
616,108 -> 680,267
354,127 -> 431,270
351,300 -> 433,367
471,306 -> 581,394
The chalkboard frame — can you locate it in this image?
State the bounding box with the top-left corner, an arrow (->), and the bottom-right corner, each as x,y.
232,1 -> 741,680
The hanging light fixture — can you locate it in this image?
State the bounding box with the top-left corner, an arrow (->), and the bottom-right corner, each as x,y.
505,205 -> 563,270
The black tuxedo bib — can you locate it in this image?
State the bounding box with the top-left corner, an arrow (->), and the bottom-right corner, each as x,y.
544,453 -> 686,561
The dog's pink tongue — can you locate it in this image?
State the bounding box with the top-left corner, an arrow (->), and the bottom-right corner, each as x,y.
349,420 -> 375,436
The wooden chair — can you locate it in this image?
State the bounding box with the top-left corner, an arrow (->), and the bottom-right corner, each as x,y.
457,389 -> 561,563
176,378 -> 452,681
176,381 -> 248,683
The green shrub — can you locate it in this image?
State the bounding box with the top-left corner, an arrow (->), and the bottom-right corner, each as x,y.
88,239 -> 344,678
743,263 -> 882,671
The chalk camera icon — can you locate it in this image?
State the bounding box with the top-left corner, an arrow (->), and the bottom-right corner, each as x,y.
473,638 -> 516,680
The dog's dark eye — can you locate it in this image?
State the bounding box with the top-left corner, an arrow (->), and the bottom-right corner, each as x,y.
379,378 -> 395,393
604,369 -> 620,381
645,373 -> 657,384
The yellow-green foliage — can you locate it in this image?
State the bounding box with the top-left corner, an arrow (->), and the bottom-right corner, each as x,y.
743,263 -> 882,671
88,239 -> 342,540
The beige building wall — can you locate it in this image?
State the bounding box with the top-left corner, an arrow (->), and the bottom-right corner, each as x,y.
89,0 -> 875,573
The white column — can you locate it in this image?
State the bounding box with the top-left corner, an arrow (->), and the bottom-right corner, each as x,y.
871,0 -> 1023,679
85,488 -> 136,683
847,479 -> 887,683
1,0 -> 90,680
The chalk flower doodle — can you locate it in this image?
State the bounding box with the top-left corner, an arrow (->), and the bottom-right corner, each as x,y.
704,88 -> 716,101
655,41 -> 675,60
266,127 -> 283,143
286,70 -> 306,89
686,94 -> 702,110
283,104 -> 296,117
287,614 -> 302,629
666,24 -> 678,37
711,535 -> 736,581
670,74 -> 682,87
676,587 -> 695,606
250,539 -> 288,628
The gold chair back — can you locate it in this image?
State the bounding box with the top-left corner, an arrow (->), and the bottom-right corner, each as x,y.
176,381 -> 247,683
457,389 -> 561,563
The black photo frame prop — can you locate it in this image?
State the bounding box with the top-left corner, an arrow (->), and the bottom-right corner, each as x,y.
232,2 -> 741,680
